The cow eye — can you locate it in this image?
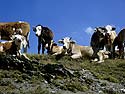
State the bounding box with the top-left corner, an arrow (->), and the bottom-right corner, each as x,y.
38,28 -> 41,31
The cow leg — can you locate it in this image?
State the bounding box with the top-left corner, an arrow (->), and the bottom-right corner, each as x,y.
38,37 -> 42,54
21,39 -> 29,53
118,43 -> 124,59
112,43 -> 116,59
0,31 -> 1,40
46,41 -> 51,54
121,46 -> 124,59
110,44 -> 113,55
71,53 -> 82,59
106,45 -> 111,52
42,44 -> 45,54
27,32 -> 30,48
122,41 -> 125,59
23,39 -> 29,53
92,47 -> 99,59
38,43 -> 41,54
97,50 -> 104,63
121,47 -> 124,59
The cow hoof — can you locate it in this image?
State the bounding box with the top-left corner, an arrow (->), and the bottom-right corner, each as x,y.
97,60 -> 104,63
90,58 -> 98,62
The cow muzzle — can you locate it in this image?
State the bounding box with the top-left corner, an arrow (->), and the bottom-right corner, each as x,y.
63,46 -> 67,49
35,34 -> 38,36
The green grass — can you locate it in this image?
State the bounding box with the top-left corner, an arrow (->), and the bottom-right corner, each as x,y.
27,54 -> 125,83
80,59 -> 125,83
0,54 -> 125,93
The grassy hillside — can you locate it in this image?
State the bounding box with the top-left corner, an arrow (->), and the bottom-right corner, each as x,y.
0,54 -> 125,94
27,54 -> 125,83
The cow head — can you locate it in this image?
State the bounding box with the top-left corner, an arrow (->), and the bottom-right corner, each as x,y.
91,27 -> 107,51
58,37 -> 76,49
58,37 -> 71,49
95,27 -> 106,36
105,25 -> 117,45
13,28 -> 23,35
94,27 -> 106,41
33,25 -> 43,36
11,34 -> 27,49
105,25 -> 116,32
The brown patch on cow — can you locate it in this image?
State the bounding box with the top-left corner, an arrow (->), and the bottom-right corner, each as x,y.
0,21 -> 30,40
0,41 -> 18,55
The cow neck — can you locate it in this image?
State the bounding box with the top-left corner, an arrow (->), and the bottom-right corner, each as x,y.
50,43 -> 57,51
7,42 -> 18,55
39,34 -> 45,43
67,43 -> 74,54
41,27 -> 48,37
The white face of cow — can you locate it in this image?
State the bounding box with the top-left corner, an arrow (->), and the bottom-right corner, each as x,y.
35,26 -> 42,36
11,35 -> 27,49
59,37 -> 72,49
105,25 -> 115,35
105,25 -> 112,31
13,35 -> 23,45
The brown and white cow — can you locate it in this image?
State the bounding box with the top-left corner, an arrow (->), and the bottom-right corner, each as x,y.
0,21 -> 30,52
46,40 -> 67,56
59,37 -> 110,63
33,24 -> 54,54
104,25 -> 117,52
0,34 -> 27,56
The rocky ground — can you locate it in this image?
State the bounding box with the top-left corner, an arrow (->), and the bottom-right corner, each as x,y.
0,54 -> 125,94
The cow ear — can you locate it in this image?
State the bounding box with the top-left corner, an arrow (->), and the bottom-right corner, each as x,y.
58,39 -> 63,44
70,37 -> 72,40
101,27 -> 106,30
94,28 -> 97,32
112,27 -> 116,30
16,28 -> 23,34
70,40 -> 76,44
32,26 -> 36,32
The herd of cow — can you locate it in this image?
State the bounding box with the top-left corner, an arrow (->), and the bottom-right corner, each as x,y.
0,21 -> 125,63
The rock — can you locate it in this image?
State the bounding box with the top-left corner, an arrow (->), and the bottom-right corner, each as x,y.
40,64 -> 74,77
0,54 -> 124,94
0,54 -> 33,71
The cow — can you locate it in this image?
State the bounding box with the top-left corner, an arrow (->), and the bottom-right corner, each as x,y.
0,34 -> 27,56
90,27 -> 106,59
33,24 -> 54,54
59,37 -> 110,63
90,25 -> 117,59
46,40 -> 67,56
104,25 -> 117,52
113,29 -> 125,59
0,21 -> 30,52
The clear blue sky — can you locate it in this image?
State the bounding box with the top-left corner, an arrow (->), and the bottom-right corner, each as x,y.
0,0 -> 125,54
